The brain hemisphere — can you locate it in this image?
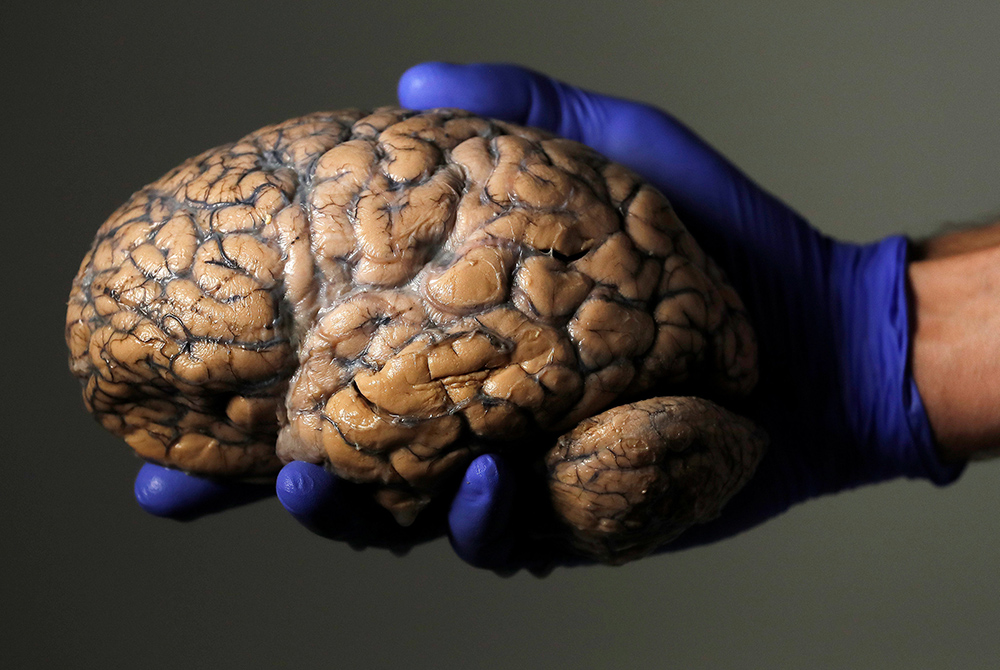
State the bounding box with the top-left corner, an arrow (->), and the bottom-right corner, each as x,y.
67,107 -> 758,533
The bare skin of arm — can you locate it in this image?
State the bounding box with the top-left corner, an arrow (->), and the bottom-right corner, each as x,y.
909,220 -> 1000,461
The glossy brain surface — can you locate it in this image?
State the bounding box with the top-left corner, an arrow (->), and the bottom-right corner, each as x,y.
67,108 -> 757,527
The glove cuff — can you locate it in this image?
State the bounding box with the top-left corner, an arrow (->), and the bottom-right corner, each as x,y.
835,235 -> 965,486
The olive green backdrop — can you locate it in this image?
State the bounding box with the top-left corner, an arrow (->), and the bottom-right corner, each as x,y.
4,2 -> 999,668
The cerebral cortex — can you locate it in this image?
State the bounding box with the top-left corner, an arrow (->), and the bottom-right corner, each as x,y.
67,108 -> 765,562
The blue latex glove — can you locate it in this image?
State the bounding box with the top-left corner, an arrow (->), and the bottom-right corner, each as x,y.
389,62 -> 965,572
133,463 -> 273,521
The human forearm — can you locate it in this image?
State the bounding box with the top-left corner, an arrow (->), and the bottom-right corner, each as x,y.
909,221 -> 1000,461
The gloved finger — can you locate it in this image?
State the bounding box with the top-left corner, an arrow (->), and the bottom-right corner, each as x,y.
277,461 -> 358,539
447,455 -> 591,576
447,454 -> 517,570
397,61 -> 778,237
277,461 -> 448,551
134,462 -> 272,521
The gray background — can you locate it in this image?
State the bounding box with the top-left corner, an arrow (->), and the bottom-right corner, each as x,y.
4,2 -> 999,668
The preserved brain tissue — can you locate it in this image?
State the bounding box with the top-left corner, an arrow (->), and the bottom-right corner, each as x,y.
67,108 -> 767,563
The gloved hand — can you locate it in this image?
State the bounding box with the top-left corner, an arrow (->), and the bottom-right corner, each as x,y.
134,62 -> 965,572
389,62 -> 966,572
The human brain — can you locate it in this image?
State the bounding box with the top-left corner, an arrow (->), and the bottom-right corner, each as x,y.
67,108 -> 766,563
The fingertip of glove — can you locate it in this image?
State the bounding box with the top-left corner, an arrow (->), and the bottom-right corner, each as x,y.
276,461 -> 338,517
397,61 -> 456,107
462,453 -> 502,497
134,463 -> 226,519
448,454 -> 515,565
398,62 -> 533,123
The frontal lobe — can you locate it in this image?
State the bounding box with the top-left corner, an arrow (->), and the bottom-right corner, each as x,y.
67,107 -> 757,526
66,111 -> 364,475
